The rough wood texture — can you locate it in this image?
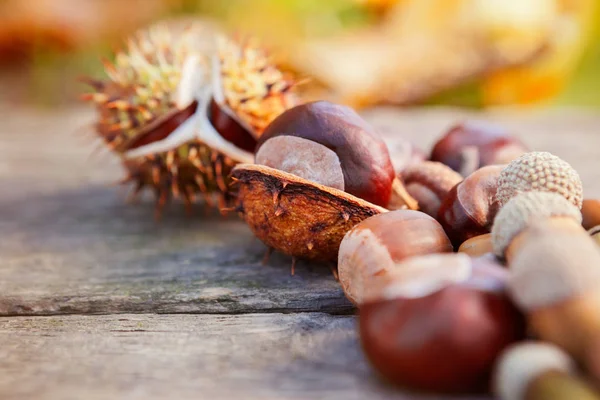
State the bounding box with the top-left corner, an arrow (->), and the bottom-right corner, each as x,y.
0,313 -> 483,400
1,105 -> 599,400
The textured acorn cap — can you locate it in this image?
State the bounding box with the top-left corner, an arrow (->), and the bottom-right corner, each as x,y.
508,220 -> 600,310
492,191 -> 582,258
494,341 -> 575,400
496,152 -> 583,209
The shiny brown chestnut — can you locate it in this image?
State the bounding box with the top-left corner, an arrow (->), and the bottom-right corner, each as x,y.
402,161 -> 463,218
582,199 -> 600,231
438,165 -> 504,248
458,234 -> 494,258
430,121 -> 527,176
360,253 -> 525,393
337,210 -> 453,304
388,137 -> 427,173
257,101 -> 411,208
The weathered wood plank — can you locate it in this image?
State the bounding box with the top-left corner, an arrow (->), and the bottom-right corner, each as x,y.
0,106 -> 598,317
0,313 -> 486,400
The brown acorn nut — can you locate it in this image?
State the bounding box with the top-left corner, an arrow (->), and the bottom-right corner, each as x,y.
494,342 -> 600,400
359,253 -> 525,393
231,164 -> 387,264
401,161 -> 463,218
256,101 -> 417,209
337,210 -> 453,305
458,233 -> 494,258
491,192 -> 600,381
430,121 -> 528,176
496,151 -> 583,210
582,199 -> 600,230
438,165 -> 504,248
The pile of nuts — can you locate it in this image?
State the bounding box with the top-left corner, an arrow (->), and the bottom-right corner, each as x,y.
84,27 -> 600,398
230,101 -> 600,398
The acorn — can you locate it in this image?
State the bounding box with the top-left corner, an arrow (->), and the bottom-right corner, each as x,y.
491,191 -> 583,261
401,161 -> 463,218
438,165 -> 504,248
82,25 -> 297,217
491,192 -> 600,380
496,151 -> 583,210
359,253 -> 525,393
494,342 -> 600,400
337,210 -> 453,305
430,121 -> 528,176
232,102 -> 417,267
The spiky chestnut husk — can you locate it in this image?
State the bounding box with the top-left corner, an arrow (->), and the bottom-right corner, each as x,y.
82,25 -> 297,216
496,151 -> 583,209
231,164 -> 387,264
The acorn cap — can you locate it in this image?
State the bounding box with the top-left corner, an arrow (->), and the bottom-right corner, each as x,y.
508,220 -> 600,310
496,152 -> 583,209
494,341 -> 575,400
492,191 -> 582,258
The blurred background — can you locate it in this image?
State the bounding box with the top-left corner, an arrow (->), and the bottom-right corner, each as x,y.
0,0 -> 598,109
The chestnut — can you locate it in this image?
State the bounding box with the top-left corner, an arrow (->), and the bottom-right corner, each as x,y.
359,253 -> 525,393
401,161 -> 462,218
387,137 -> 426,173
430,121 -> 528,176
337,210 -> 453,304
458,234 -> 494,258
438,165 -> 504,248
232,101 -> 422,265
582,199 -> 600,231
494,342 -> 600,400
256,101 -> 416,209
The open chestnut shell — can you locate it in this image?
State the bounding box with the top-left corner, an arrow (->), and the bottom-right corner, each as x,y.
359,255 -> 525,393
231,164 -> 387,262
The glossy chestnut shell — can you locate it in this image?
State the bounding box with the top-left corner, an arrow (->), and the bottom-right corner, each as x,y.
360,260 -> 524,393
257,101 -> 395,207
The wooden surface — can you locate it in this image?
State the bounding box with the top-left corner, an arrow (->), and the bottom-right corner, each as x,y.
1,105 -> 599,399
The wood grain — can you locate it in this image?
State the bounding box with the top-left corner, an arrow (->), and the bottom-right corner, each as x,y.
0,313 -> 484,400
0,105 -> 598,399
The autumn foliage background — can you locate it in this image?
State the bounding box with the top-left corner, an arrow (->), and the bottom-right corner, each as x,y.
0,0 -> 598,109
